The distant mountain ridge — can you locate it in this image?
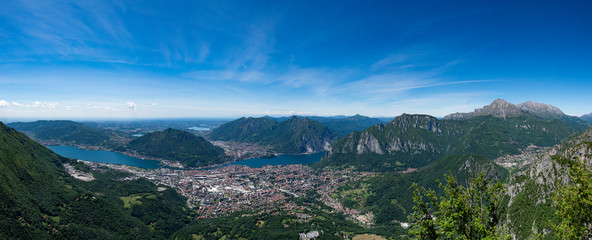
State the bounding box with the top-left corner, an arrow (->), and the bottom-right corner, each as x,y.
209,116 -> 337,154
7,120 -> 116,146
443,99 -> 570,120
127,128 -> 225,167
7,121 -> 227,167
581,112 -> 592,123
305,114 -> 384,137
265,114 -> 384,137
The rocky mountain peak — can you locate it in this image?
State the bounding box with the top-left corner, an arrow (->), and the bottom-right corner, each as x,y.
443,99 -> 522,120
443,99 -> 570,120
517,101 -> 564,117
474,99 -> 522,118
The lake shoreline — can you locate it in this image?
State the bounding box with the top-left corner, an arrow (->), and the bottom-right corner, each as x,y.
48,145 -> 325,170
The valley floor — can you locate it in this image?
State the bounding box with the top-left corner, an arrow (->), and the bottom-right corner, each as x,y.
79,160 -> 378,226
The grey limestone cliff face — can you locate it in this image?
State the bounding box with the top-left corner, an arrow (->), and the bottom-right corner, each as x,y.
356,131 -> 384,154
293,127 -> 337,153
508,128 -> 592,202
329,114 -> 459,158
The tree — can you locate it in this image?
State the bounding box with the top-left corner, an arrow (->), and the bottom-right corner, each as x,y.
553,157 -> 592,239
409,173 -> 508,240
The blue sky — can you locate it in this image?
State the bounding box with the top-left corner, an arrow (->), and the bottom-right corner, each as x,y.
0,0 -> 591,119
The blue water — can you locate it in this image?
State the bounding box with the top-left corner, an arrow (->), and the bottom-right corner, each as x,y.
220,152 -> 325,168
48,146 -> 162,169
48,145 -> 324,170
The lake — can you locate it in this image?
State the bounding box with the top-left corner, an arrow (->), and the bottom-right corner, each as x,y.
48,146 -> 162,169
48,145 -> 325,169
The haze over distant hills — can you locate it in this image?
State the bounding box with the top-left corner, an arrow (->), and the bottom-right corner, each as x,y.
581,112 -> 592,123
265,114 -> 384,137
7,120 -> 118,146
7,120 -> 226,167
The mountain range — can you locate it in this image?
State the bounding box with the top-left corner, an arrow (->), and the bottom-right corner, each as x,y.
8,121 -> 226,167
2,98 -> 592,239
581,112 -> 592,123
318,99 -> 590,171
443,99 -> 569,120
324,100 -> 592,238
209,116 -> 337,154
265,114 -> 384,137
7,120 -> 118,147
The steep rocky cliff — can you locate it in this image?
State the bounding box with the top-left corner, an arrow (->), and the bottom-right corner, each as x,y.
504,127 -> 592,239
320,114 -> 465,171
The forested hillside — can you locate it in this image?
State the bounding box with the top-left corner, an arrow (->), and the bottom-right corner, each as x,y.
126,128 -> 226,167
210,116 -> 337,153
7,120 -> 117,146
0,122 -> 190,239
319,100 -> 589,172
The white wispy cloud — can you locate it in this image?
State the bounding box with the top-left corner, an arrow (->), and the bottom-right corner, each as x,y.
127,102 -> 137,110
0,100 -> 8,107
371,53 -> 411,71
260,110 -> 314,116
11,101 -> 23,107
32,101 -> 59,108
2,1 -> 135,64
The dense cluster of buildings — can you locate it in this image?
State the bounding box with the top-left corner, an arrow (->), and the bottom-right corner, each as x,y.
211,140 -> 276,160
80,160 -> 377,226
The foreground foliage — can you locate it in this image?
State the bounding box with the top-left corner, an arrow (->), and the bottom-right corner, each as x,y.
409,173 -> 508,240
332,154 -> 508,225
553,157 -> 592,239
